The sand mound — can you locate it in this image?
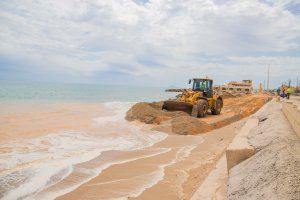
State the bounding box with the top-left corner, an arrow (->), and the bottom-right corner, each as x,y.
125,95 -> 271,135
170,116 -> 213,135
126,102 -> 213,135
221,91 -> 242,99
125,102 -> 188,124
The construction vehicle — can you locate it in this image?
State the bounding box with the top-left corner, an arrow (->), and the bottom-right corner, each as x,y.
162,78 -> 223,118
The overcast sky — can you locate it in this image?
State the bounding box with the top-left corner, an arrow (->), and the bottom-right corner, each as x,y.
1,0 -> 300,88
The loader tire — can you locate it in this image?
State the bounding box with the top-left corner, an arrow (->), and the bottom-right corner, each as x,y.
197,99 -> 209,117
191,99 -> 208,118
211,98 -> 222,115
191,104 -> 198,118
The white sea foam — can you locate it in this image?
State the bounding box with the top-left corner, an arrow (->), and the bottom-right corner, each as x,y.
0,102 -> 168,200
35,148 -> 171,200
93,102 -> 134,125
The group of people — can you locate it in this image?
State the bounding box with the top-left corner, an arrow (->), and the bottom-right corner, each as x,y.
277,85 -> 293,99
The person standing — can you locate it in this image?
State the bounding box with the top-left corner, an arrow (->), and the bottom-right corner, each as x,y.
286,87 -> 293,99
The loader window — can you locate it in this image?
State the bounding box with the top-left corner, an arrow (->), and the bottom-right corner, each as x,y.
193,80 -> 207,91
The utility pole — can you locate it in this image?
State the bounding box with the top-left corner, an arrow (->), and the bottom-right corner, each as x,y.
267,65 -> 270,91
297,76 -> 299,93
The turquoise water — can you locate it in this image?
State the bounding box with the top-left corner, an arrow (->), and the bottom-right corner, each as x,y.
0,81 -> 177,103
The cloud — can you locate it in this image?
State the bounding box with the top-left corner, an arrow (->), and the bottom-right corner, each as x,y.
0,0 -> 300,87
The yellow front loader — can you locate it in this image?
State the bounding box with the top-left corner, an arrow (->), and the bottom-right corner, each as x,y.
162,78 -> 223,118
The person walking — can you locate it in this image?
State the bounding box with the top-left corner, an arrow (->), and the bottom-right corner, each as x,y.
280,85 -> 286,98
286,87 -> 293,99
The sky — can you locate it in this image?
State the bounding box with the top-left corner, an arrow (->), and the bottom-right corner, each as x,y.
0,0 -> 300,88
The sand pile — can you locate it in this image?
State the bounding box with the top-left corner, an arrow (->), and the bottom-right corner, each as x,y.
169,116 -> 213,135
221,91 -> 246,99
125,102 -> 188,124
126,94 -> 271,135
227,101 -> 300,200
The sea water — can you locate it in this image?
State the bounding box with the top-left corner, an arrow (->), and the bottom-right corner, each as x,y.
0,80 -> 177,103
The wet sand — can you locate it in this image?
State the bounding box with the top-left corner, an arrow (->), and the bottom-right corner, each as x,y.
58,120 -> 245,200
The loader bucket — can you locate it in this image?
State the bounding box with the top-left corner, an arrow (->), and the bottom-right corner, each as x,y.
162,100 -> 193,113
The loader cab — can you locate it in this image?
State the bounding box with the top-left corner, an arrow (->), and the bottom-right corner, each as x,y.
190,78 -> 213,98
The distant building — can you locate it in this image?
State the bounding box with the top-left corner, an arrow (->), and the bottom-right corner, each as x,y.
214,80 -> 253,94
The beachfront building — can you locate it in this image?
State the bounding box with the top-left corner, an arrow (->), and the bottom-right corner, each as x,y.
214,80 -> 253,94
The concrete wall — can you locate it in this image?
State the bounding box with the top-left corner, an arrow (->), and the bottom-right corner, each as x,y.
225,98 -> 300,172
282,98 -> 300,138
227,100 -> 300,200
225,118 -> 257,172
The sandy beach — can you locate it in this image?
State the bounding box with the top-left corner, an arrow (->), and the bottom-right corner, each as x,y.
0,99 -> 248,199
57,122 -> 244,200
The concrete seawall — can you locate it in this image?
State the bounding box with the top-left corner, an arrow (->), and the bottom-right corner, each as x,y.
225,118 -> 257,172
282,97 -> 300,138
225,98 -> 272,172
226,99 -> 300,200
